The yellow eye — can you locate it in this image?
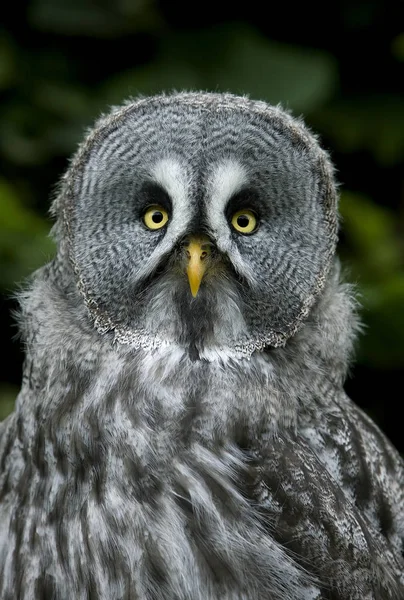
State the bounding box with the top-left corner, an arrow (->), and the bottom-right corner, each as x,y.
231,209 -> 257,234
143,205 -> 169,230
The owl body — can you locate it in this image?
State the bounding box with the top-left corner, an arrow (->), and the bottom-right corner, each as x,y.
0,92 -> 403,599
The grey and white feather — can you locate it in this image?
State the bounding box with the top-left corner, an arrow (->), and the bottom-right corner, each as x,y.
0,91 -> 403,599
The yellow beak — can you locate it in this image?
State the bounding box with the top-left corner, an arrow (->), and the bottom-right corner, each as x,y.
185,236 -> 211,297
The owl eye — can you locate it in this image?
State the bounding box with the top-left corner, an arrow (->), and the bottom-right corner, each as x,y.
143,205 -> 169,230
231,209 -> 258,234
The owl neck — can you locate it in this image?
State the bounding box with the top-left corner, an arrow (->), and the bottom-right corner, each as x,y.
14,260 -> 358,437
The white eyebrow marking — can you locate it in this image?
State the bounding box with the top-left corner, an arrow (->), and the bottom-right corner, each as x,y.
137,158 -> 192,278
205,160 -> 257,286
151,159 -> 189,223
206,160 -> 248,231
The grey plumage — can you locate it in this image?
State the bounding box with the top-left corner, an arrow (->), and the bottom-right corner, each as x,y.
0,91 -> 403,599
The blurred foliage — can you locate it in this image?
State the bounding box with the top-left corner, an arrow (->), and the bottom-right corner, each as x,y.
312,96 -> 404,166
0,385 -> 17,421
99,25 -> 338,112
0,179 -> 55,288
339,192 -> 404,368
0,0 -> 403,437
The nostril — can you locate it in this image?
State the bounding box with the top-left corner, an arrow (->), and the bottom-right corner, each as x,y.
186,250 -> 191,259
200,251 -> 208,259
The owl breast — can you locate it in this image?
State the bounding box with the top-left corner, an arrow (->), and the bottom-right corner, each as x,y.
0,346 -> 319,600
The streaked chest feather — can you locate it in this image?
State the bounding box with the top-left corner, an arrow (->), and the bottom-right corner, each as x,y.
0,349 -> 319,599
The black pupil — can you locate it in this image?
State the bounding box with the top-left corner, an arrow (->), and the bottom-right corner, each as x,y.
237,215 -> 250,228
152,211 -> 164,224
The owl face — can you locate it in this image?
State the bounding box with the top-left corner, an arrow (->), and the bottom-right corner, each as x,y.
59,93 -> 338,356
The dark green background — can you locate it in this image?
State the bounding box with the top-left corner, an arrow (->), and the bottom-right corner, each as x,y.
1,1 -> 403,449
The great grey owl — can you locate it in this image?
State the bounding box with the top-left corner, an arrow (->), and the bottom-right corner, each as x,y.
0,92 -> 403,600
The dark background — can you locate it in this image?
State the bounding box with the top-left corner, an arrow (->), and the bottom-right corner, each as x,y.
0,1 -> 403,449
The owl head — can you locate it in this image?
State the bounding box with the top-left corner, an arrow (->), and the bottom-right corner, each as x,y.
52,92 -> 338,358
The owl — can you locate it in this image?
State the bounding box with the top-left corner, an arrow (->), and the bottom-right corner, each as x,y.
0,92 -> 403,600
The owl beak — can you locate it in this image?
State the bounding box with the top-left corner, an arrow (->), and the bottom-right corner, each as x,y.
185,235 -> 211,297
